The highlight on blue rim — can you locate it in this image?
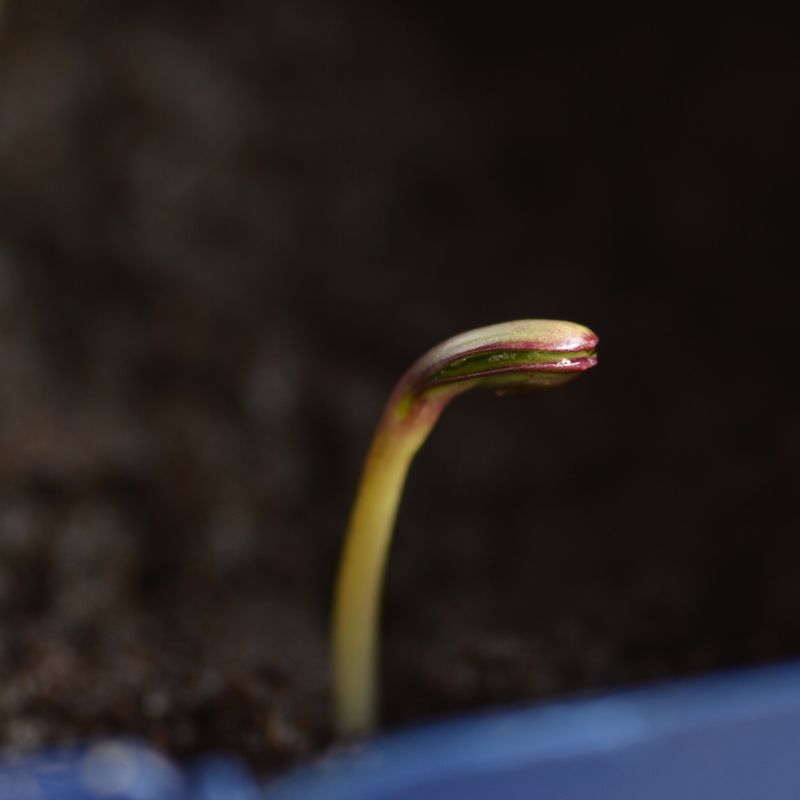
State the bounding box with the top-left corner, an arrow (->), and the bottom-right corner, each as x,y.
0,742 -> 259,800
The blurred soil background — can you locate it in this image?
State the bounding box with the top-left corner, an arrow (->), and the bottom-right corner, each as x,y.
1,2 -> 800,775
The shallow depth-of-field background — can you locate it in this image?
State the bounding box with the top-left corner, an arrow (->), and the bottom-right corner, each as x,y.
1,4 -> 799,774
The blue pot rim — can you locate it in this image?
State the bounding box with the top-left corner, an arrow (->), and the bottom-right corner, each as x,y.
264,659 -> 800,799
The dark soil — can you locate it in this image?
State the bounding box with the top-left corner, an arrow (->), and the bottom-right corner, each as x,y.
2,3 -> 800,776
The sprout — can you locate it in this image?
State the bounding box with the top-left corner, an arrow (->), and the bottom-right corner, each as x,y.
332,320 -> 599,736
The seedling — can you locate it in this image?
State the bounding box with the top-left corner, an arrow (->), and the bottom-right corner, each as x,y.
332,319 -> 598,736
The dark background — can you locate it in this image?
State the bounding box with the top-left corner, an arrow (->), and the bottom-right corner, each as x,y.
1,2 -> 799,774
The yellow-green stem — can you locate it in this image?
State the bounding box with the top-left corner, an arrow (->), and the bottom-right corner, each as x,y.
332,404 -> 438,735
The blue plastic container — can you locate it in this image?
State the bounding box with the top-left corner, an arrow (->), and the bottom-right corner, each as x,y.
6,661 -> 800,798
263,660 -> 800,800
0,742 -> 260,800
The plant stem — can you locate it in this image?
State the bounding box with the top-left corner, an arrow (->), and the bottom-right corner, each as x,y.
332,391 -> 448,736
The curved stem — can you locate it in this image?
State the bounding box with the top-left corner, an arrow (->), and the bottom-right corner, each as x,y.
332,395 -> 445,735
